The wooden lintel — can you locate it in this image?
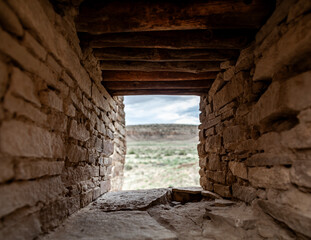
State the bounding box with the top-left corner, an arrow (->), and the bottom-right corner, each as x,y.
102,71 -> 217,81
102,80 -> 213,90
100,61 -> 220,73
108,89 -> 208,96
79,29 -> 255,49
94,48 -> 239,61
77,0 -> 275,34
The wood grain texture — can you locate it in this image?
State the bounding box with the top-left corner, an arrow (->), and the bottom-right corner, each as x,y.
80,29 -> 255,49
94,48 -> 239,61
77,0 -> 275,34
100,61 -> 220,73
108,89 -> 209,96
102,71 -> 217,81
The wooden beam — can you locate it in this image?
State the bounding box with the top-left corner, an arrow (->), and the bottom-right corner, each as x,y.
77,0 -> 275,34
94,48 -> 239,61
79,29 -> 255,49
100,61 -> 220,73
103,80 -> 213,90
108,89 -> 208,96
102,71 -> 217,81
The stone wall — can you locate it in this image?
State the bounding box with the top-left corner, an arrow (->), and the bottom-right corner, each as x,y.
0,0 -> 126,238
198,0 -> 311,238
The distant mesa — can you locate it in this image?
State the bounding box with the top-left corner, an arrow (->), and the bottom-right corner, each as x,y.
126,124 -> 199,141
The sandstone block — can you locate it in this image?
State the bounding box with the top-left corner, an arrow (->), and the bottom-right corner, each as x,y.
103,140 -> 114,157
235,44 -> 254,72
281,123 -> 311,149
223,66 -> 235,81
40,90 -> 63,112
92,84 -> 110,112
81,189 -> 93,208
47,55 -> 62,75
92,187 -> 101,200
258,200 -> 311,238
23,31 -> 47,61
0,157 -> 14,182
228,161 -> 247,179
47,113 -> 67,132
213,72 -> 246,111
208,154 -> 221,171
4,94 -> 47,124
246,153 -> 293,167
205,127 -> 215,137
15,160 -> 64,180
290,160 -> 311,189
205,135 -> 222,153
10,67 -> 41,107
208,73 -> 224,100
206,170 -> 226,185
220,60 -> 235,70
213,184 -> 231,198
100,180 -> 111,194
248,166 -> 290,190
0,1 -> 24,36
67,144 -> 88,163
0,120 -> 64,158
0,61 -> 9,99
199,116 -> 221,130
64,103 -> 76,117
69,120 -> 90,142
0,176 -> 64,218
287,0 -> 311,22
62,165 -> 94,187
254,14 -> 311,81
223,125 -> 245,146
232,184 -> 257,203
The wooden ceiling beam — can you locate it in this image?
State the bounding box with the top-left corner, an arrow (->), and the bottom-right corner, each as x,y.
77,0 -> 275,34
102,71 -> 217,81
100,61 -> 220,73
79,29 -> 255,49
108,89 -> 208,96
103,80 -> 213,90
94,48 -> 239,61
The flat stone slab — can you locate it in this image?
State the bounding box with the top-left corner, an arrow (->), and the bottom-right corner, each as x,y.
95,188 -> 171,211
172,186 -> 203,194
44,208 -> 177,240
201,190 -> 222,199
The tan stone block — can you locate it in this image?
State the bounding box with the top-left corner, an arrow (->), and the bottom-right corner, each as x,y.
103,140 -> 114,157
92,84 -> 110,112
206,170 -> 226,185
61,165 -> 94,187
205,135 -> 222,153
235,44 -> 254,72
281,123 -> 311,149
208,73 -> 224,100
0,1 -> 24,36
67,144 -> 88,163
199,116 -> 221,130
229,161 -> 247,179
80,189 -> 93,208
15,160 -> 64,180
4,94 -> 47,124
220,60 -> 235,70
0,59 -> 9,100
40,90 -> 63,112
0,120 -> 64,158
10,67 -> 41,107
208,154 -> 221,171
232,184 -> 257,203
64,103 -> 76,117
100,180 -> 111,194
47,54 -> 62,75
23,31 -> 47,61
0,157 -> 14,183
0,176 -> 64,218
92,187 -> 101,200
246,153 -> 293,167
223,125 -> 245,146
213,184 -> 231,198
223,66 -> 235,81
290,160 -> 311,189
0,28 -> 57,86
69,120 -> 90,142
47,112 -> 67,132
248,166 -> 290,190
254,14 -> 311,81
213,72 -> 246,111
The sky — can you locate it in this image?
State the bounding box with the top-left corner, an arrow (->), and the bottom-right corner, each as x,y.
124,95 -> 200,125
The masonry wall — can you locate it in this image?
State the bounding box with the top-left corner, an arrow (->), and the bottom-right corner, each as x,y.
198,0 -> 311,238
0,0 -> 126,238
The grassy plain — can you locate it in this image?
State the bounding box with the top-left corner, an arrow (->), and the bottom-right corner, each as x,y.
122,139 -> 200,190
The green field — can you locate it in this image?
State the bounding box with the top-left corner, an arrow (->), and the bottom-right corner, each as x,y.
122,140 -> 200,190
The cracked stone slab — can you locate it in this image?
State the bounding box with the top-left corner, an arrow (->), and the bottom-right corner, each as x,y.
95,188 -> 171,211
44,208 -> 177,240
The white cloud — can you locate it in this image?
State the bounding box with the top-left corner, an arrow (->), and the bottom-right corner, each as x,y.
124,96 -> 200,125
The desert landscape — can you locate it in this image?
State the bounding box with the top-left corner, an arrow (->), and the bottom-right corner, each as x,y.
123,124 -> 200,190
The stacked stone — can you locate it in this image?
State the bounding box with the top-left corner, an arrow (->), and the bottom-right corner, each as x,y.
0,0 -> 126,238
198,0 -> 311,238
